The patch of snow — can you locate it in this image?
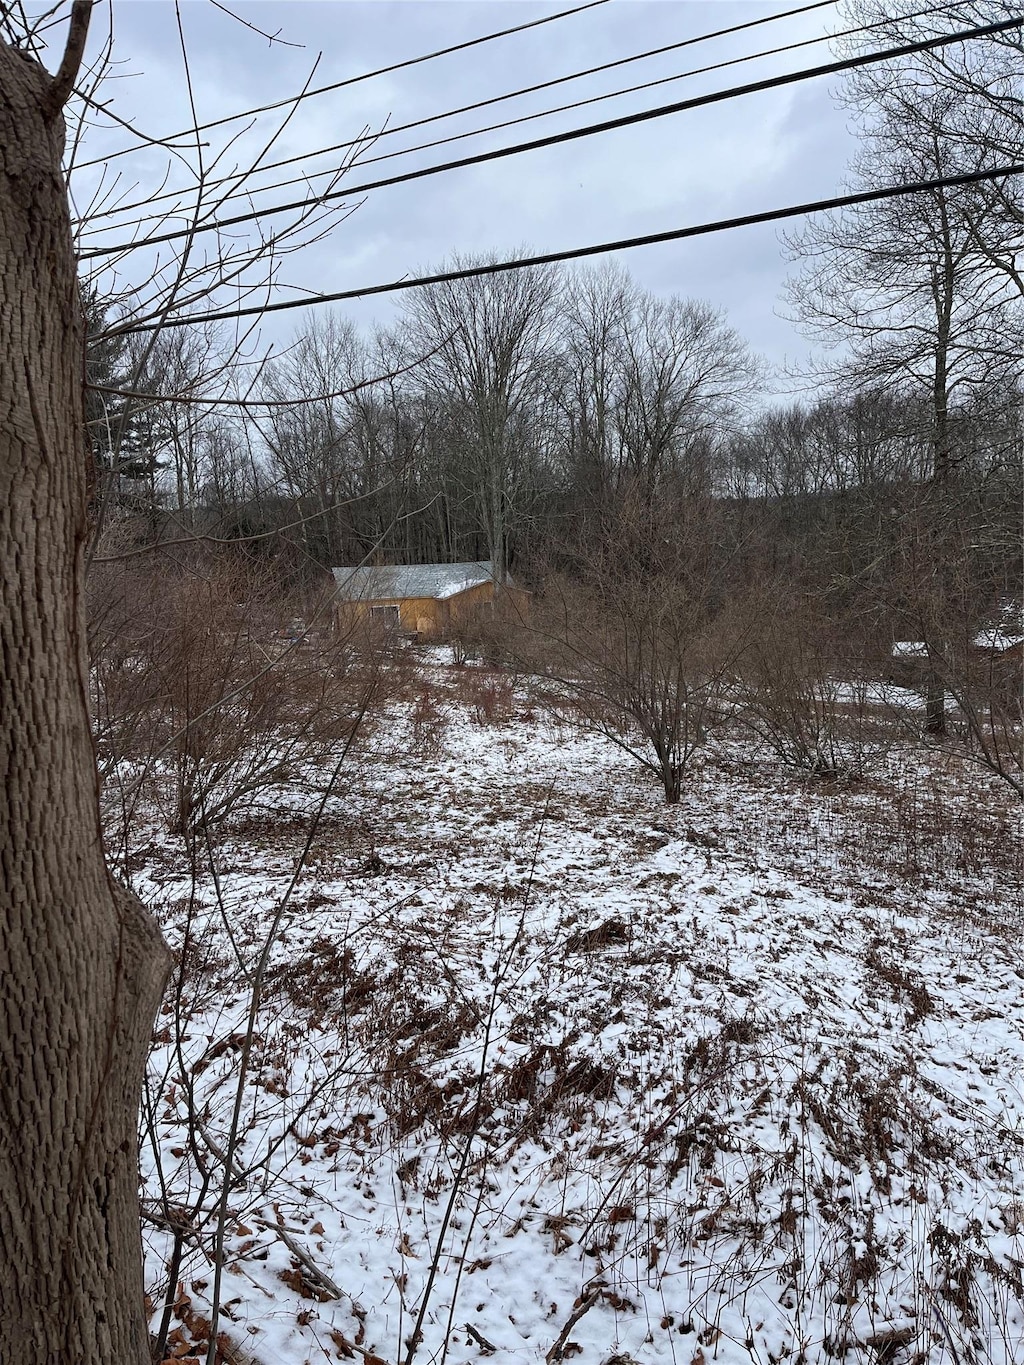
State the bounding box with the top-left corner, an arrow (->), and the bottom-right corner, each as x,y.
114,671 -> 1024,1365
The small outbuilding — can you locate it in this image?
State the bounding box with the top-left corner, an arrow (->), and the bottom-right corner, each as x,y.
331,560 -> 526,640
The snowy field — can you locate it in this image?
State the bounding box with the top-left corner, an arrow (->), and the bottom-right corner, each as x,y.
116,656 -> 1024,1365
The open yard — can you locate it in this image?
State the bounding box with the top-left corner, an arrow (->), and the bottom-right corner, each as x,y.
118,652 -> 1024,1365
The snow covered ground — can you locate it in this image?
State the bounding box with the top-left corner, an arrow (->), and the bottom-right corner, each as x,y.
117,657 -> 1024,1365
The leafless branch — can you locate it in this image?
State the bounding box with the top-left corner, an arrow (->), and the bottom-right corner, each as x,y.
44,0 -> 93,117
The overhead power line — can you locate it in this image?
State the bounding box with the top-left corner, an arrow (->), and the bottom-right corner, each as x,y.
81,14 -> 1023,261
76,0 -> 613,169
82,0 -> 953,233
79,0 -> 843,212
110,163 -> 1024,335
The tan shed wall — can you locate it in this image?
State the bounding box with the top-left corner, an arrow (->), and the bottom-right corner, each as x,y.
336,579 -> 529,639
336,595 -> 440,634
396,595 -> 444,635
444,581 -> 496,628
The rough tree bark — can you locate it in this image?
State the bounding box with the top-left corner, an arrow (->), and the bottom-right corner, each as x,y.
0,14 -> 170,1363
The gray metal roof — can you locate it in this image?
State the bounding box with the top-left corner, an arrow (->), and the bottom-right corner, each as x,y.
332,561 -> 506,602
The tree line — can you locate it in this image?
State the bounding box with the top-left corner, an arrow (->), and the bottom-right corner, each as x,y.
85,0 -> 1022,734
92,265 -> 1022,519
90,253 -> 1022,618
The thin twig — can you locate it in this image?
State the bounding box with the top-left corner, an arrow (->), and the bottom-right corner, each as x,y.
545,1288 -> 602,1364
251,1217 -> 346,1302
464,1323 -> 497,1354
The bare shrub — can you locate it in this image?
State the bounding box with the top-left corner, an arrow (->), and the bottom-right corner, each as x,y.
90,557 -> 396,836
886,626 -> 1024,800
530,576 -> 733,801
882,500 -> 1023,796
934,635 -> 1023,798
88,560 -> 169,779
525,502 -> 743,804
446,591 -> 531,671
449,629 -> 472,669
409,685 -> 451,757
736,600 -> 891,780
453,668 -> 516,727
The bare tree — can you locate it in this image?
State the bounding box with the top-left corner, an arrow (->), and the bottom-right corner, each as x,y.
548,265 -> 633,523
0,0 -> 394,1354
258,315 -> 433,567
145,325 -> 229,535
399,252 -> 560,582
726,387 -> 928,503
549,267 -> 760,524
615,292 -> 757,501
838,1 -> 1024,294
884,495 -> 1024,794
785,39 -> 1023,733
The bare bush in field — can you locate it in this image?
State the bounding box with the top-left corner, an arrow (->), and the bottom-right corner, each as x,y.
943,636 -> 1024,797
445,591 -> 532,671
881,506 -> 1023,797
735,596 -> 891,780
525,502 -> 744,803
89,558 -> 398,837
88,559 -> 170,782
888,629 -> 1024,798
538,577 -> 730,802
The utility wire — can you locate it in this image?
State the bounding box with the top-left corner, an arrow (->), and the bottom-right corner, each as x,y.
109,163 -> 1024,335
82,0 -> 955,233
80,0 -> 845,218
81,14 -> 1023,261
74,0 -> 613,169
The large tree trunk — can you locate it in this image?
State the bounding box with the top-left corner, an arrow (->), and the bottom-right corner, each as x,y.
1,33 -> 170,1364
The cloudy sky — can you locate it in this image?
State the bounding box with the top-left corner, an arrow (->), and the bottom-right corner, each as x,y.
63,0 -> 867,379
